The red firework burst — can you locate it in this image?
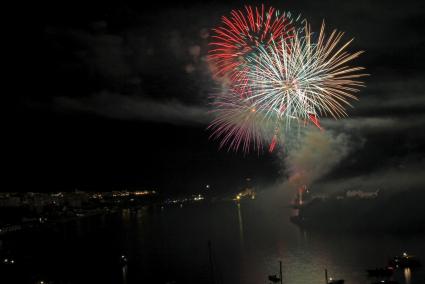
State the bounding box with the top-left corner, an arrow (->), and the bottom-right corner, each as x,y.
208,5 -> 297,83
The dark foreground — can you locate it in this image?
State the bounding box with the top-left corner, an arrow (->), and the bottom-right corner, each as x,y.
1,190 -> 424,284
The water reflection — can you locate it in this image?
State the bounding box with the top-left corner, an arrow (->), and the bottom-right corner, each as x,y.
76,218 -> 83,237
404,267 -> 412,284
2,197 -> 423,284
236,203 -> 244,248
297,227 -> 308,246
122,265 -> 128,284
122,209 -> 130,222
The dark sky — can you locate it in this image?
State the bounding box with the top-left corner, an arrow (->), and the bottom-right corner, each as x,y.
8,0 -> 425,194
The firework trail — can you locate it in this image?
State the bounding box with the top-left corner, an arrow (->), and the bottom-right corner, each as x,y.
208,4 -> 299,88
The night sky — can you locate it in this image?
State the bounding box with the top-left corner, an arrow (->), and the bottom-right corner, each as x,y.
8,0 -> 425,194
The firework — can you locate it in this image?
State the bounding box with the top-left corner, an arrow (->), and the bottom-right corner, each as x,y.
243,21 -> 366,125
208,11 -> 366,153
208,5 -> 298,84
208,90 -> 271,153
208,86 -> 301,153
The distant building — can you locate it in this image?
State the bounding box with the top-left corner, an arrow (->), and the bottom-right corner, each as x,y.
0,195 -> 21,207
346,189 -> 379,199
65,191 -> 88,208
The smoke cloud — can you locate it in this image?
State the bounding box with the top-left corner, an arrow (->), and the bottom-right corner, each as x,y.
283,129 -> 357,189
53,91 -> 211,125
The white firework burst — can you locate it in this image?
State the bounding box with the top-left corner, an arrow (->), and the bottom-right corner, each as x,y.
242,21 -> 366,127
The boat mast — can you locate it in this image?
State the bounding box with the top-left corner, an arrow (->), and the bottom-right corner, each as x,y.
208,240 -> 215,284
279,260 -> 283,284
325,269 -> 328,284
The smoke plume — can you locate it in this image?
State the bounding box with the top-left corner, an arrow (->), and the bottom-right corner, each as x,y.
284,128 -> 354,189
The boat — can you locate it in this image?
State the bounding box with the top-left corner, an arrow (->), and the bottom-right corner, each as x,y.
325,269 -> 344,284
120,254 -> 128,266
268,274 -> 280,283
267,260 -> 283,283
328,279 -> 344,284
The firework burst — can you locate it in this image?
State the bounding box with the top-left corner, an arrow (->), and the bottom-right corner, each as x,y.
208,9 -> 367,153
208,5 -> 299,84
244,21 -> 366,125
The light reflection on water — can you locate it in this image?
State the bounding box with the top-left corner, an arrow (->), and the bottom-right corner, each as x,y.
237,202 -> 244,249
119,190 -> 425,284
404,267 -> 412,284
122,265 -> 128,284
2,189 -> 423,284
